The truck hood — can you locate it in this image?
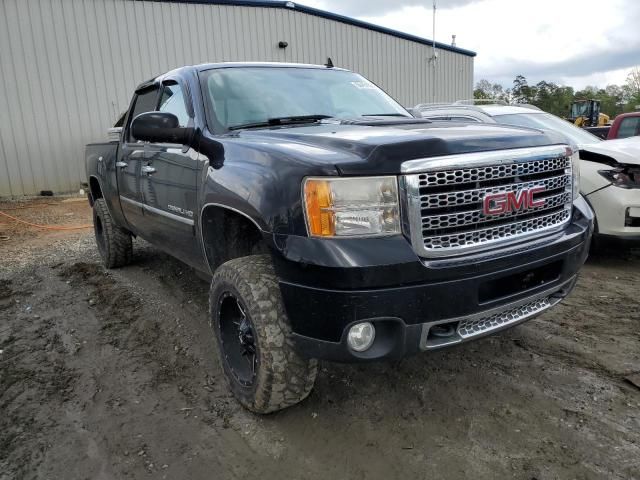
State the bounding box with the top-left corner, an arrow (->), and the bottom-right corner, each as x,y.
237,121 -> 567,175
579,137 -> 640,166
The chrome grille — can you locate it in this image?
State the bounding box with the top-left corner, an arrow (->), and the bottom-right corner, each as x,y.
402,146 -> 573,257
420,174 -> 570,209
424,209 -> 570,249
457,297 -> 551,338
419,156 -> 569,186
421,191 -> 571,230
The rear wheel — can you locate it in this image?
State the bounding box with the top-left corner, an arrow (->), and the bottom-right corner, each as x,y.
92,198 -> 133,268
209,255 -> 318,413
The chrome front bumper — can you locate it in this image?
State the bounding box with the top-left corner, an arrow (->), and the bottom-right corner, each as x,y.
419,276 -> 576,350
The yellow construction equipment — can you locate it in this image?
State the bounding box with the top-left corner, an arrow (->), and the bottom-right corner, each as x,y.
569,99 -> 610,127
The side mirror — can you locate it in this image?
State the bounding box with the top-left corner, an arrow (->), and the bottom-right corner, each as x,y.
131,111 -> 192,144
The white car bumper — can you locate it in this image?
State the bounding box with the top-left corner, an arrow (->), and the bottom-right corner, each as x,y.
587,185 -> 640,241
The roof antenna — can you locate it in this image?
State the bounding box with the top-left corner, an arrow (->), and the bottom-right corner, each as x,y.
430,0 -> 438,103
325,57 -> 334,68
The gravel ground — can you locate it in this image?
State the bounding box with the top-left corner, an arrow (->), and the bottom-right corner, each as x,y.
1,198 -> 639,480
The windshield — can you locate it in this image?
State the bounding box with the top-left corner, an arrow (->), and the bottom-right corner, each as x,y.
570,102 -> 590,118
201,67 -> 410,130
493,112 -> 602,145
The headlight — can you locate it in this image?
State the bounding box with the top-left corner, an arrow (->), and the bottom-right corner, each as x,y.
598,166 -> 640,189
303,176 -> 400,237
570,149 -> 580,199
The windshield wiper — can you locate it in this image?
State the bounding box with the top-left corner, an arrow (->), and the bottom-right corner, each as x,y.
229,115 -> 333,130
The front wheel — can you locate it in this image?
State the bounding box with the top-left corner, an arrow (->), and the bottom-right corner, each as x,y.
209,255 -> 318,414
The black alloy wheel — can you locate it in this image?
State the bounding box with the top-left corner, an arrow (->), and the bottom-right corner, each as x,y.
218,292 -> 257,387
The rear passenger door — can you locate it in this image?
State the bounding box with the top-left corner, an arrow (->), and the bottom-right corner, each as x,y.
139,79 -> 203,266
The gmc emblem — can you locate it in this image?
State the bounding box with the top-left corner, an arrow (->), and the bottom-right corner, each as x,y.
483,187 -> 546,215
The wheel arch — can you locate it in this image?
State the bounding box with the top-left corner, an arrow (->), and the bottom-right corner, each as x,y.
200,203 -> 271,274
88,175 -> 103,206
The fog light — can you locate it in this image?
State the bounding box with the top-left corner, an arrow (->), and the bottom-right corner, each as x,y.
347,322 -> 375,352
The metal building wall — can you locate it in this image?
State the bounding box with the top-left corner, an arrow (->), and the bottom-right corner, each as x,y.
0,0 -> 474,197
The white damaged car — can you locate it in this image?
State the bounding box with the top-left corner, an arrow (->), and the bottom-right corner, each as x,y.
415,103 -> 640,248
578,137 -> 640,246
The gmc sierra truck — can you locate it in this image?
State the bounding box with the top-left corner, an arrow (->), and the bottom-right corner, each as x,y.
86,63 -> 593,413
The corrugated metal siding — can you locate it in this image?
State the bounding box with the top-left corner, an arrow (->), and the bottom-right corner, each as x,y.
0,0 -> 474,197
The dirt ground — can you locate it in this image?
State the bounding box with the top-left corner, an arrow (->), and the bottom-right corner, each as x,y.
1,198 -> 639,480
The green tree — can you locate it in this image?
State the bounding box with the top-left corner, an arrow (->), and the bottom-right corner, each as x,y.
598,85 -> 624,116
533,81 -> 574,116
473,79 -> 492,99
624,67 -> 640,111
472,73 -> 637,118
512,75 -> 536,104
473,79 -> 510,102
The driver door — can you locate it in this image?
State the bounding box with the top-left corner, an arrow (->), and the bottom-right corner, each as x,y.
138,79 -> 203,267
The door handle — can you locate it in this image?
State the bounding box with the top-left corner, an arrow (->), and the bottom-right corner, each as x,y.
115,161 -> 128,168
141,165 -> 156,175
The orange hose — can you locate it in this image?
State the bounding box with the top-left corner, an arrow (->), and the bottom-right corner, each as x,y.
0,203 -> 58,211
0,210 -> 92,231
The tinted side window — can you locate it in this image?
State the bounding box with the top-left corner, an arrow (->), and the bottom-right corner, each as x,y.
618,117 -> 640,139
159,83 -> 190,127
127,87 -> 159,141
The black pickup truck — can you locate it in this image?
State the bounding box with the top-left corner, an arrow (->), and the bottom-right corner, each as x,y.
86,63 -> 593,413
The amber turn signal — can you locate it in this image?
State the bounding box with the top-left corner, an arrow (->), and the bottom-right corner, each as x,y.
304,179 -> 335,236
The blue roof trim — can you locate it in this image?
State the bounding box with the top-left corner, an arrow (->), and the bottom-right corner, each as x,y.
144,0 -> 477,57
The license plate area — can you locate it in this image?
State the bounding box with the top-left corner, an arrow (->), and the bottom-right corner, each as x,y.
478,260 -> 562,305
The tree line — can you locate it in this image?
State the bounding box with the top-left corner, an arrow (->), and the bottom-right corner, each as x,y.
474,67 -> 640,118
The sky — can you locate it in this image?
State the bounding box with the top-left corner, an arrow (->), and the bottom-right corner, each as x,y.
300,0 -> 640,90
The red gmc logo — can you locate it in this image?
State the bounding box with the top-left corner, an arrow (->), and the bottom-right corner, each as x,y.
483,187 -> 546,215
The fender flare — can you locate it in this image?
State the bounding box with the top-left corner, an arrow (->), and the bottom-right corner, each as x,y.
87,175 -> 104,205
199,202 -> 268,275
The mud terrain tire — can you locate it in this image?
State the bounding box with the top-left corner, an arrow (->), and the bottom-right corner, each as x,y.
210,255 -> 318,413
92,198 -> 133,269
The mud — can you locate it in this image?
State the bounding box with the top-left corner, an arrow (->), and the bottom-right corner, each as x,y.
1,199 -> 639,479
